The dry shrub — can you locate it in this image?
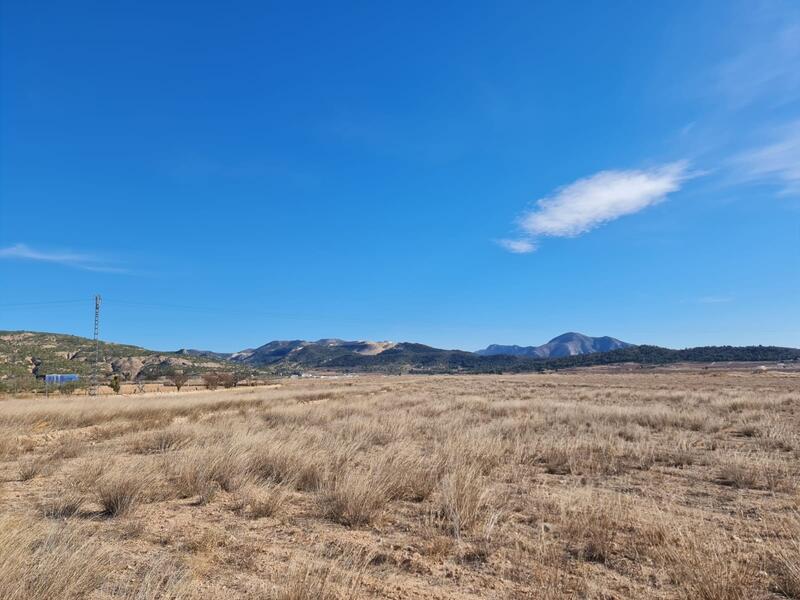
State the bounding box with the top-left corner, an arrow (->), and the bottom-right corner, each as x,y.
95,471 -> 151,516
233,483 -> 289,519
317,468 -> 390,527
657,533 -> 757,600
0,515 -> 110,600
437,461 -> 491,538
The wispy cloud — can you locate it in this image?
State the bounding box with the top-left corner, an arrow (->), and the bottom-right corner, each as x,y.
0,244 -> 126,273
496,238 -> 536,254
715,23 -> 800,108
734,120 -> 800,195
498,162 -> 691,252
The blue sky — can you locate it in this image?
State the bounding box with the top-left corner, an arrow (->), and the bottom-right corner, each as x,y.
1,1 -> 798,352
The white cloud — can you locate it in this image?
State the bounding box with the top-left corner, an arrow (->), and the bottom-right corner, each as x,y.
518,162 -> 690,238
496,238 -> 536,254
735,121 -> 800,195
0,243 -> 126,273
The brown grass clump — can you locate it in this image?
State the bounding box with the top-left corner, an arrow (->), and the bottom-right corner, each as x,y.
436,461 -> 492,538
49,435 -> 84,459
716,455 -> 761,489
39,488 -> 84,519
95,472 -> 151,517
167,442 -> 251,498
317,468 -> 390,527
657,533 -> 757,600
129,425 -> 193,454
375,447 -> 442,502
0,515 -> 110,600
114,554 -> 193,600
559,494 -> 619,564
272,555 -> 365,600
767,512 -> 800,598
18,455 -> 51,481
246,437 -> 324,491
233,483 -> 290,519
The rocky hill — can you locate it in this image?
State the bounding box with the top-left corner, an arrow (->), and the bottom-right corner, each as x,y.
477,332 -> 632,358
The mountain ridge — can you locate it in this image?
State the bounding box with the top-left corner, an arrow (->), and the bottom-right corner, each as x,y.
477,332 -> 632,358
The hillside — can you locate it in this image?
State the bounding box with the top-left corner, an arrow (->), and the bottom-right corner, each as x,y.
0,331 -> 241,391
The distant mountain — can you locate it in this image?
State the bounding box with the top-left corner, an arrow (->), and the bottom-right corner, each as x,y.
477,332 -> 632,358
174,348 -> 233,361
229,339 -> 398,366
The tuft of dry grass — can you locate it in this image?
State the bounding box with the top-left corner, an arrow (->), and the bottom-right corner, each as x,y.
39,488 -> 84,519
559,495 -> 619,564
95,472 -> 151,517
716,455 -> 762,489
167,442 -> 252,498
317,468 -> 390,527
49,435 -> 84,459
657,533 -> 757,600
233,483 -> 289,519
129,425 -> 193,454
767,511 -> 800,598
272,554 -> 366,600
0,515 -> 111,600
436,461 -> 492,538
115,554 -> 193,600
18,455 -> 51,481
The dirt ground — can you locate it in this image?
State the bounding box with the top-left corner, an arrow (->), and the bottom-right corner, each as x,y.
1,371 -> 798,599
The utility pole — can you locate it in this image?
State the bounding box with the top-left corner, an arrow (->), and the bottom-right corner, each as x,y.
90,295 -> 101,395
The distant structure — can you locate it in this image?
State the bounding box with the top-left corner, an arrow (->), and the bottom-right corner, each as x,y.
90,294 -> 101,395
45,374 -> 80,385
45,373 -> 79,397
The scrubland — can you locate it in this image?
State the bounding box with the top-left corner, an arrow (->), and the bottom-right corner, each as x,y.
0,371 -> 798,599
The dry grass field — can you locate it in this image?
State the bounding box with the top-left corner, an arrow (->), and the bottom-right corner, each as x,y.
1,371 -> 798,599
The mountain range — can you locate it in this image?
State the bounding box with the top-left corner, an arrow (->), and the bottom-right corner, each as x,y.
1,330 -> 798,390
